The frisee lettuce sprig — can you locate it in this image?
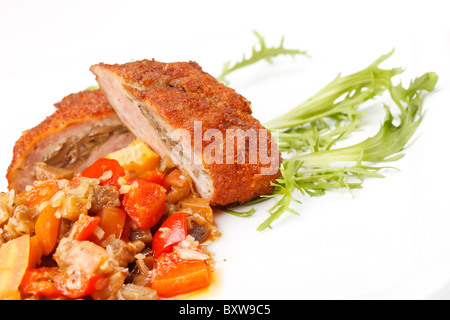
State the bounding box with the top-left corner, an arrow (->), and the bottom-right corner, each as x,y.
216,31 -> 308,85
265,51 -> 403,154
260,69 -> 437,231
219,35 -> 438,231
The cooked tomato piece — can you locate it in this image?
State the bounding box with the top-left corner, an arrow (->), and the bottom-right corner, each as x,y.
152,212 -> 187,258
122,178 -> 166,229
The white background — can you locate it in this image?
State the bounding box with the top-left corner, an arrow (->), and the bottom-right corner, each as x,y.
1,0 -> 450,299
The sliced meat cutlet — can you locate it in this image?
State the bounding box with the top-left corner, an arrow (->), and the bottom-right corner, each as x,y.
7,89 -> 135,193
90,59 -> 281,206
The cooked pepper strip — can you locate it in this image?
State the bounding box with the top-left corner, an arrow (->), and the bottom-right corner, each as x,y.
68,214 -> 100,241
21,267 -> 61,298
152,212 -> 187,258
151,251 -> 210,298
164,169 -> 184,188
54,271 -> 105,299
140,169 -> 166,186
81,158 -> 126,188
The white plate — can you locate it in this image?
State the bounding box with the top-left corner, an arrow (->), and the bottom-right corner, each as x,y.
1,0 -> 450,300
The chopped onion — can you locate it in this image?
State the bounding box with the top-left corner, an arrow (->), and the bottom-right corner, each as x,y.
174,246 -> 209,260
92,225 -> 105,240
119,184 -> 131,194
173,235 -> 209,260
50,190 -> 65,207
99,170 -> 113,182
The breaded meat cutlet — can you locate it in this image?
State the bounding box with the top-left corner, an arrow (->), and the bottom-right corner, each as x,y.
90,59 -> 281,206
7,89 -> 134,193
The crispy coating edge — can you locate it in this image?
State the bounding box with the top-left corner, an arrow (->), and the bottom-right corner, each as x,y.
91,60 -> 281,205
6,89 -> 116,190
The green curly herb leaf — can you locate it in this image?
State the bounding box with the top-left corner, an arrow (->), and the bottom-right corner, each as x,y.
265,50 -> 403,153
216,31 -> 308,85
257,57 -> 438,231
222,207 -> 256,217
84,85 -> 99,91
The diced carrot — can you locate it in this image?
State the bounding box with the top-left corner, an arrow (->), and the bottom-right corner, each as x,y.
94,206 -> 126,241
68,214 -> 100,241
0,234 -> 30,300
151,252 -> 210,298
21,180 -> 59,209
28,235 -> 42,268
35,206 -> 60,256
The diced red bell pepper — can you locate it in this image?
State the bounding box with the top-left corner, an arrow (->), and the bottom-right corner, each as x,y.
81,158 -> 126,188
152,212 -> 187,258
122,178 -> 166,229
151,252 -> 210,298
68,214 -> 100,241
21,267 -> 62,298
54,272 -> 105,299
